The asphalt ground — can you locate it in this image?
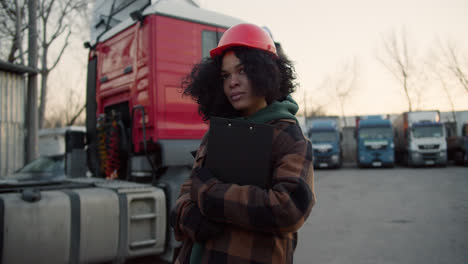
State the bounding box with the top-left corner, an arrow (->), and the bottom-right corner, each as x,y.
294,165 -> 468,264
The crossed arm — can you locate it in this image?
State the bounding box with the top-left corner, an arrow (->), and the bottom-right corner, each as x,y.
171,134 -> 315,241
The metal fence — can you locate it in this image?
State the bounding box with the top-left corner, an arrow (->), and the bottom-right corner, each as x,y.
0,61 -> 30,177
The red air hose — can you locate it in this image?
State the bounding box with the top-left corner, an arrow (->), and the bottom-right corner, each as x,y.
97,116 -> 108,176
106,119 -> 120,179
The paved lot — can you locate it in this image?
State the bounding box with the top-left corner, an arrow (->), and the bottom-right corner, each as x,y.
294,166 -> 468,264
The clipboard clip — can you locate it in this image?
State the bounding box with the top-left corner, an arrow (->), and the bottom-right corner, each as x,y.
227,122 -> 254,131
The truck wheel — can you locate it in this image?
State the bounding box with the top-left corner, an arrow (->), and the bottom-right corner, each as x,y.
454,151 -> 463,165
336,157 -> 343,169
406,154 -> 413,168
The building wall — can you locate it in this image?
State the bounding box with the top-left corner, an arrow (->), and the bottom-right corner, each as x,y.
0,69 -> 26,177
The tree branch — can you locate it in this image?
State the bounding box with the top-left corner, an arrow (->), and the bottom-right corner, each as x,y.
68,103 -> 86,126
447,44 -> 468,92
378,29 -> 415,111
49,27 -> 71,71
45,0 -> 77,46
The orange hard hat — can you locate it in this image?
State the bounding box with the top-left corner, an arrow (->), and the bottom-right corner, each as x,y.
210,23 -> 277,58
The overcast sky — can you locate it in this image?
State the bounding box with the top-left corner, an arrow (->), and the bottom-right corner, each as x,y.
200,0 -> 468,116
51,0 -> 468,118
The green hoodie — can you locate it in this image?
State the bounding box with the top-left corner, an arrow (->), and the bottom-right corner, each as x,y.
190,95 -> 299,264
237,95 -> 299,124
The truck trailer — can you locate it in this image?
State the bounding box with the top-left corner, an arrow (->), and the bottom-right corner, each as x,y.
393,111 -> 447,167
0,1 -> 246,263
307,117 -> 343,168
445,111 -> 468,165
355,115 -> 394,168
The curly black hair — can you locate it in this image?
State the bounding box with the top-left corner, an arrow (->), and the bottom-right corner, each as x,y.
181,46 -> 297,121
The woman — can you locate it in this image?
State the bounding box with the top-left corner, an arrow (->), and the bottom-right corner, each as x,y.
170,23 -> 316,264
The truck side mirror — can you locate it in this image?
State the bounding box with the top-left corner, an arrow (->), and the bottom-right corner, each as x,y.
130,10 -> 145,22
462,124 -> 468,137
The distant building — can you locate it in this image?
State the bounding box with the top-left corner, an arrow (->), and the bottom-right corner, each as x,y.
0,60 -> 36,177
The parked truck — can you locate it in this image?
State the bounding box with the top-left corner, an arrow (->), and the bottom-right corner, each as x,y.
0,1 -> 246,263
307,117 -> 343,168
355,115 -> 394,168
445,111 -> 468,165
393,110 -> 447,167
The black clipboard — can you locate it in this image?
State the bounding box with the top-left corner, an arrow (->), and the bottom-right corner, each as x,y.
205,116 -> 273,189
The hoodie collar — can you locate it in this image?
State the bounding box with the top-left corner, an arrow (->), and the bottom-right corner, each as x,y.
237,95 -> 299,124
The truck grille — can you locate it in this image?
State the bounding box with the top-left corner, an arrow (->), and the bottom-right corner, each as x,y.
314,149 -> 331,154
315,156 -> 331,162
422,153 -> 438,160
365,145 -> 387,150
418,144 -> 439,150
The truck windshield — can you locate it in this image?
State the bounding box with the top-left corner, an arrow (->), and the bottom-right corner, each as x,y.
359,127 -> 392,139
309,131 -> 336,142
412,125 -> 444,138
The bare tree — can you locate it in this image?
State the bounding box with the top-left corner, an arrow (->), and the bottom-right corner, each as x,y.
336,60 -> 358,126
438,41 -> 468,93
377,29 -> 416,111
0,0 -> 27,63
37,0 -> 88,128
320,59 -> 359,126
425,46 -> 457,122
302,79 -> 331,117
302,90 -> 327,118
44,87 -> 86,128
436,72 -> 457,121
303,61 -> 358,126
1,0 -> 89,129
306,105 -> 327,118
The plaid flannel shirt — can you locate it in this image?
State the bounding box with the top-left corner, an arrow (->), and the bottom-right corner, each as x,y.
171,119 -> 316,264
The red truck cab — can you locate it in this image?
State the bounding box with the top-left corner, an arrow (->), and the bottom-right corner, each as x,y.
86,1 -> 243,179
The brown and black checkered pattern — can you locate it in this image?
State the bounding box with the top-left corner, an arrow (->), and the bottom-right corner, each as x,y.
171,119 -> 316,264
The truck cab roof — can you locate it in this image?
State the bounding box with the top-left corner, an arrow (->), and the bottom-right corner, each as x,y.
92,0 -> 244,44
359,119 -> 392,128
310,119 -> 339,128
412,121 -> 443,127
309,127 -> 336,132
357,115 -> 392,128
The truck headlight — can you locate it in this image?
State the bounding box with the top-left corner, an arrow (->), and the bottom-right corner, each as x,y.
412,152 -> 420,158
390,143 -> 394,149
440,150 -> 446,157
331,155 -> 339,162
